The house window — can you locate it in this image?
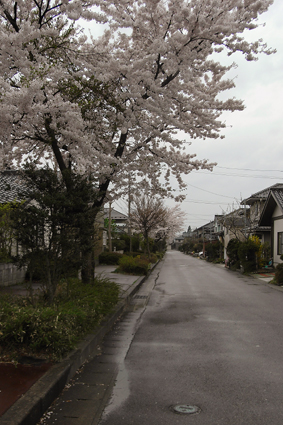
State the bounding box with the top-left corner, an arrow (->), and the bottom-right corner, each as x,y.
278,232 -> 283,255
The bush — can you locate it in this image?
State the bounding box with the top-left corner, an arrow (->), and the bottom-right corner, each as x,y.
275,263 -> 283,285
261,242 -> 271,266
205,241 -> 223,262
123,252 -> 158,262
0,277 -> 119,361
125,251 -> 143,257
99,251 -> 123,265
117,234 -> 141,252
111,239 -> 126,251
193,242 -> 203,253
238,238 -> 259,273
227,239 -> 241,270
118,255 -> 150,275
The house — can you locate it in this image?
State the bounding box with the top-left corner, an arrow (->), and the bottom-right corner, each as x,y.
0,170 -> 27,259
103,208 -> 128,251
171,233 -> 185,250
214,215 -> 224,235
221,207 -> 250,259
220,183 -> 283,262
173,217 -> 223,255
240,183 -> 283,245
104,208 -> 128,231
0,170 -> 27,286
0,170 -> 26,203
0,170 -> 107,283
192,217 -> 223,243
171,227 -> 194,250
258,188 -> 283,266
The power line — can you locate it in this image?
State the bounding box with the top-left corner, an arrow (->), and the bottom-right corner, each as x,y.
185,213 -> 217,217
192,170 -> 283,179
186,183 -> 236,199
216,166 -> 283,173
184,199 -> 231,205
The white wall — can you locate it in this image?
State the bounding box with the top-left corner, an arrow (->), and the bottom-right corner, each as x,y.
0,263 -> 26,286
273,205 -> 283,266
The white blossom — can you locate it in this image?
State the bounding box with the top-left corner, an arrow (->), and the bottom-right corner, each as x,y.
0,0 -> 274,203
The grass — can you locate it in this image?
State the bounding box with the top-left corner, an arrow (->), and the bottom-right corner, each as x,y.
0,276 -> 120,362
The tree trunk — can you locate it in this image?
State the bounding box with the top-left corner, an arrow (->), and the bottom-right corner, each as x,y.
81,247 -> 95,284
80,228 -> 95,284
145,232 -> 150,256
108,203 -> 112,253
45,255 -> 56,304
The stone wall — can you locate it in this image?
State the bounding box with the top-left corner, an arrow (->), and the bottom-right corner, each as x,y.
0,263 -> 26,287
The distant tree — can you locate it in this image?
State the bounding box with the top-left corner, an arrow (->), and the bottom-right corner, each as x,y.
130,195 -> 167,255
156,205 -> 186,245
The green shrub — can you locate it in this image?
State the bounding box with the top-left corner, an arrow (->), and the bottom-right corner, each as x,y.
238,238 -> 259,273
126,252 -> 157,261
111,239 -> 126,251
124,251 -> 142,257
227,239 -> 241,270
275,263 -> 283,285
118,234 -> 141,252
0,277 -> 119,361
148,253 -> 158,263
205,241 -> 223,262
99,251 -> 123,265
118,255 -> 150,275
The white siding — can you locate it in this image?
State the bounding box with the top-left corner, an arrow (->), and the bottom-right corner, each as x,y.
273,205 -> 283,266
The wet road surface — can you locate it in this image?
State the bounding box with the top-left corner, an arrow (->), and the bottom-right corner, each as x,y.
40,251 -> 283,424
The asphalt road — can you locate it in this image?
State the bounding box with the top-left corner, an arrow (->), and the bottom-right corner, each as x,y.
99,250 -> 283,425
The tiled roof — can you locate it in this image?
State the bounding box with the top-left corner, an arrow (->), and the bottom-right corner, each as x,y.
258,188 -> 283,226
104,208 -> 128,221
0,171 -> 27,203
241,183 -> 283,205
271,189 -> 283,211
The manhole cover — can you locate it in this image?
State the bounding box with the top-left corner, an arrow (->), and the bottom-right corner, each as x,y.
172,404 -> 201,415
134,295 -> 148,299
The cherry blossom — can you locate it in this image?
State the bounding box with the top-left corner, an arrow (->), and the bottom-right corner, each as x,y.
0,0 -> 274,206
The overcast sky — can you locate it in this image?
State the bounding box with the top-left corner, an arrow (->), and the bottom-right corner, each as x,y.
178,0 -> 283,230
94,1 -> 283,231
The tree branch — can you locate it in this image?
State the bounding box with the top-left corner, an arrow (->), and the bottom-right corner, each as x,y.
0,1 -> 19,32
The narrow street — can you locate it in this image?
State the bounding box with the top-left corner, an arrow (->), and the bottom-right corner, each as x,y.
41,251 -> 283,425
100,251 -> 283,425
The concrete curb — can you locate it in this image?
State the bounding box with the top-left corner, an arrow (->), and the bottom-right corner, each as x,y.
0,274 -> 148,425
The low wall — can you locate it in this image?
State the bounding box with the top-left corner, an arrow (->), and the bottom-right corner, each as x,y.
0,263 -> 26,287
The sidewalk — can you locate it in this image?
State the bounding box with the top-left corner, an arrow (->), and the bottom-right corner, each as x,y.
251,271 -> 275,283
0,265 -> 147,425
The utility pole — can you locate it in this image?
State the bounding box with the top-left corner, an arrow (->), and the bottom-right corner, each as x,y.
244,200 -> 247,239
108,202 -> 112,252
128,177 -> 132,252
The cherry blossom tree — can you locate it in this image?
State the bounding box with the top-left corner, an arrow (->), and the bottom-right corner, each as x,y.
0,0 -> 275,279
130,194 -> 168,255
0,1 -> 275,194
161,204 -> 187,244
130,196 -> 186,253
